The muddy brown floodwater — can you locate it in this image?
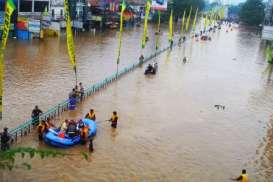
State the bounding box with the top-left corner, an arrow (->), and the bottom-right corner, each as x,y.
1,25 -> 273,181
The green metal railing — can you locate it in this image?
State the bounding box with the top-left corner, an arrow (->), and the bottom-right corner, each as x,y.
8,41 -> 180,143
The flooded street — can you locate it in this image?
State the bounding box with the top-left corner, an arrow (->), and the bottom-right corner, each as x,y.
1,25 -> 273,181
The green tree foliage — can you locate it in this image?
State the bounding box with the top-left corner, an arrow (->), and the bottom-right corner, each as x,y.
239,0 -> 265,26
228,4 -> 242,16
171,0 -> 205,19
0,147 -> 88,171
156,0 -> 205,22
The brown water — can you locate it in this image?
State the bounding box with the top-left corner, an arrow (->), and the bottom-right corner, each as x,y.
1,25 -> 273,181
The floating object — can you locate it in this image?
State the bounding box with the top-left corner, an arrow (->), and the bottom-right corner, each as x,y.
144,64 -> 157,75
44,119 -> 97,148
201,35 -> 208,41
214,105 -> 225,110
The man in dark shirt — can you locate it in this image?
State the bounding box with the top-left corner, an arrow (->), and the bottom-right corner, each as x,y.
31,105 -> 43,125
1,128 -> 11,151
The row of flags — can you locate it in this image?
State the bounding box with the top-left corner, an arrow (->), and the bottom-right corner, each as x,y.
0,0 -> 228,119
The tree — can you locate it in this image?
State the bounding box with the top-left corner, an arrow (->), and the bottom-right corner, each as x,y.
0,147 -> 89,171
239,0 -> 265,26
158,0 -> 205,22
171,0 -> 205,19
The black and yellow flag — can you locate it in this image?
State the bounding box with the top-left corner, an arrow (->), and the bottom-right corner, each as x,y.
117,0 -> 126,64
155,10 -> 161,50
64,0 -> 77,78
0,0 -> 16,119
142,0 -> 151,49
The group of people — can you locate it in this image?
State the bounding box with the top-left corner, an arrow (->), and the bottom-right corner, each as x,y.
37,108 -> 118,141
59,119 -> 89,141
69,82 -> 84,101
84,109 -> 118,128
145,63 -> 158,75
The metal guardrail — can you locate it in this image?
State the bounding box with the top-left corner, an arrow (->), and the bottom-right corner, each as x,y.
8,42 -> 177,143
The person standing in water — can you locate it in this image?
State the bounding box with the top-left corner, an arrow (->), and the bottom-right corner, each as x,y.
183,57 -> 187,64
232,169 -> 248,182
31,105 -> 43,125
109,111 -> 118,128
85,109 -> 96,121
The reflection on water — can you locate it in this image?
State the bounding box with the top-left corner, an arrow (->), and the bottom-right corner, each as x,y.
1,25 -> 273,181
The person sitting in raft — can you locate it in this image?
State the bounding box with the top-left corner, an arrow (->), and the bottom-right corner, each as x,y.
77,119 -> 85,131
60,119 -> 68,132
67,120 -> 77,137
46,118 -> 55,129
80,125 -> 89,144
85,109 -> 96,121
109,111 -> 119,128
231,169 -> 248,182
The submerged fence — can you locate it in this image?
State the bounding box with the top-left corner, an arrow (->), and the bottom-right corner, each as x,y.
8,42 -> 179,143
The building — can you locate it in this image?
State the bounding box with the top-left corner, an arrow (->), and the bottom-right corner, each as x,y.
18,0 -> 49,12
262,0 -> 273,41
265,0 -> 273,25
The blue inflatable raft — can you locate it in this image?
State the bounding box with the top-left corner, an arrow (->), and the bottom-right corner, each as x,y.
44,119 -> 96,148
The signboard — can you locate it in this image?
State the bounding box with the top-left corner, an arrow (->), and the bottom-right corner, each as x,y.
262,26 -> 273,41
151,0 -> 167,11
49,21 -> 60,31
0,24 -> 14,30
0,12 -> 4,25
28,20 -> 40,33
73,20 -> 83,29
60,20 -> 66,28
51,0 -> 64,6
91,16 -> 102,21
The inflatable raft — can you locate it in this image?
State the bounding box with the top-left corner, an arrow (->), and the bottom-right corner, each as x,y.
44,119 -> 96,148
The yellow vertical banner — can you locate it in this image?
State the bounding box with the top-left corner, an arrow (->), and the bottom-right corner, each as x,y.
267,46 -> 273,63
117,0 -> 126,64
220,7 -> 225,20
0,0 -> 16,119
155,10 -> 161,50
64,0 -> 77,79
185,6 -> 192,32
204,15 -> 208,31
168,10 -> 173,42
192,8 -> 198,32
142,0 -> 151,49
180,10 -> 186,37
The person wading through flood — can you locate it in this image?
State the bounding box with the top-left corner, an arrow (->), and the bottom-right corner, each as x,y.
231,169 -> 248,182
31,105 -> 43,126
0,128 -> 12,151
85,109 -> 96,121
183,57 -> 187,64
109,111 -> 118,128
80,125 -> 89,145
79,82 -> 84,101
37,120 -> 49,141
